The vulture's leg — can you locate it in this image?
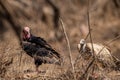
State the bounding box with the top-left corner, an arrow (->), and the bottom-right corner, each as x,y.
34,59 -> 42,73
35,64 -> 46,73
36,64 -> 40,73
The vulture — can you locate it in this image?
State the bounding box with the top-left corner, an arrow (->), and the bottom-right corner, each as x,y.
21,27 -> 62,72
77,39 -> 119,70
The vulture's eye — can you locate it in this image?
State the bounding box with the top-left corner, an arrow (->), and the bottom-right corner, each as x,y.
23,30 -> 28,34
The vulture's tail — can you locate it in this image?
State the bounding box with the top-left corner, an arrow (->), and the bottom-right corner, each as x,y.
48,59 -> 62,66
48,48 -> 63,66
46,47 -> 61,58
48,48 -> 63,65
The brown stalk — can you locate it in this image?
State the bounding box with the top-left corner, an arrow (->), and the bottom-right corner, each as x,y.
59,18 -> 76,80
81,0 -> 96,78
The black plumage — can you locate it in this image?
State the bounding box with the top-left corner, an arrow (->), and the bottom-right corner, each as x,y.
22,41 -> 61,71
25,35 -> 61,58
21,27 -> 62,72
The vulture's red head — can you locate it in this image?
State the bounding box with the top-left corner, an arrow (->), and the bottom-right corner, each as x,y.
22,27 -> 31,40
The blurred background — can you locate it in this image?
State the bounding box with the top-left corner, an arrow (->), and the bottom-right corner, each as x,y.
0,0 -> 120,79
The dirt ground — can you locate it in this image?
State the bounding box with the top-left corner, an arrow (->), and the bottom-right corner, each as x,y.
0,0 -> 120,80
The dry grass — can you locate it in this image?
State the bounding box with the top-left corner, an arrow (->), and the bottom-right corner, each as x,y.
0,33 -> 120,80
0,43 -> 13,78
0,0 -> 120,80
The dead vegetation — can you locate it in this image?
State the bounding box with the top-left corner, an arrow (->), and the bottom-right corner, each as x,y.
0,43 -> 13,78
0,0 -> 120,80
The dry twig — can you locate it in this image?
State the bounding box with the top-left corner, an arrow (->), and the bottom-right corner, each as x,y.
84,0 -> 96,79
59,18 -> 76,80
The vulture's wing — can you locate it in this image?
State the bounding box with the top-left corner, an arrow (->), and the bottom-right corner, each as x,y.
30,36 -> 61,58
22,41 -> 61,65
22,41 -> 39,57
86,43 -> 115,67
34,48 -> 61,65
30,36 -> 52,48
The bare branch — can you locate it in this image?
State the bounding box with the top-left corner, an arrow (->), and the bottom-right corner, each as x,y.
81,0 -> 97,78
87,0 -> 94,57
59,18 -> 76,80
